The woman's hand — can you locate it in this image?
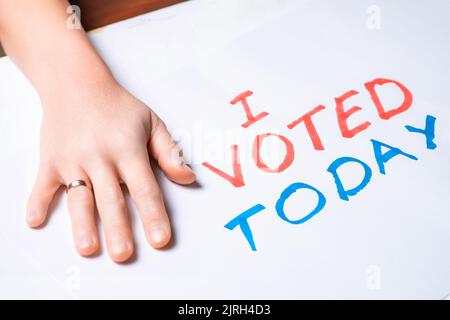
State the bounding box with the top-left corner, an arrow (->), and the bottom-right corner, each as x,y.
26,81 -> 195,262
0,0 -> 195,262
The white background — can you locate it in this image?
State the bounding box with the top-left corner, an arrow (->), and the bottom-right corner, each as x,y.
0,0 -> 449,299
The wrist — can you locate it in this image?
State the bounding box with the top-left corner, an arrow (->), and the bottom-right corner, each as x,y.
39,58 -> 121,112
42,56 -> 115,92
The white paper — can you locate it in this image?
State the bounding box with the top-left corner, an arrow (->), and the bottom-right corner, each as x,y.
0,0 -> 449,299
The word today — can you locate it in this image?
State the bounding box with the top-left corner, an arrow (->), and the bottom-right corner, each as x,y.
201,78 -> 437,250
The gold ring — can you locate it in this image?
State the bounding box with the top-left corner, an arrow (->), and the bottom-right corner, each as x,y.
66,180 -> 88,192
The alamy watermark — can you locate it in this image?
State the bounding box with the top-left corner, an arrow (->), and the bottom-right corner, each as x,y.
66,5 -> 82,30
366,5 -> 382,30
366,264 -> 382,290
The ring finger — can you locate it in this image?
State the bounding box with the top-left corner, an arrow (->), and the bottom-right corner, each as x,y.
66,169 -> 99,257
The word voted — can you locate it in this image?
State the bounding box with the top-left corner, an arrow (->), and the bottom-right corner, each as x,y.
201,78 -> 437,251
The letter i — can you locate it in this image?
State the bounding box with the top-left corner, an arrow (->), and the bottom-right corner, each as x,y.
230,90 -> 269,128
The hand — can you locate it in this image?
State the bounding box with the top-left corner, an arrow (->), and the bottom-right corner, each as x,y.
26,80 -> 196,262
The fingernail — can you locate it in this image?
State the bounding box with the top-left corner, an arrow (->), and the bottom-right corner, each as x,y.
112,240 -> 131,254
26,209 -> 40,223
110,239 -> 133,262
78,234 -> 95,250
150,224 -> 168,244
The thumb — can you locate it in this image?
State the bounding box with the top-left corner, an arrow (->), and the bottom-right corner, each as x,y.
148,114 -> 196,185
